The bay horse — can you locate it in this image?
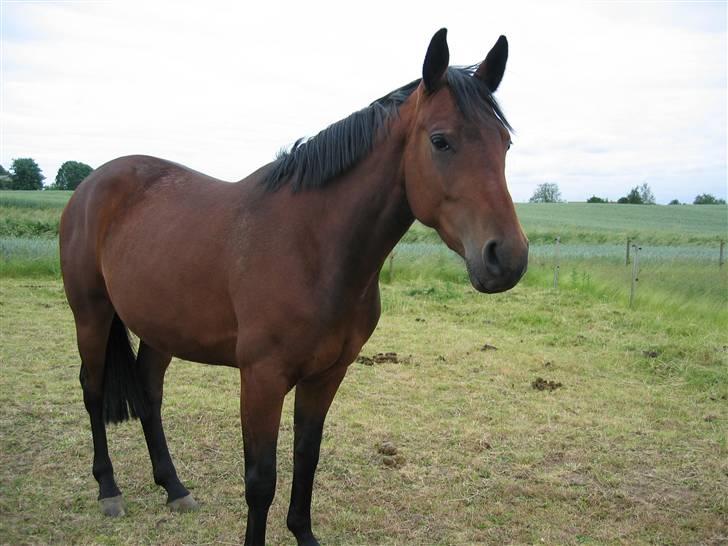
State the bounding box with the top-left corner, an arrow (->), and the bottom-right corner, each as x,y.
60,28 -> 528,545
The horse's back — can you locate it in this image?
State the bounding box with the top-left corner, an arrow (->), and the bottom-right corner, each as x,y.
61,154 -> 236,256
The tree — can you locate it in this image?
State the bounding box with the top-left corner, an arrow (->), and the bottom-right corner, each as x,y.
9,158 -> 44,190
586,195 -> 607,203
0,164 -> 11,189
617,197 -> 629,204
668,199 -> 680,205
638,183 -> 655,205
619,183 -> 655,205
624,187 -> 643,204
693,193 -> 726,205
529,183 -> 562,203
55,161 -> 93,190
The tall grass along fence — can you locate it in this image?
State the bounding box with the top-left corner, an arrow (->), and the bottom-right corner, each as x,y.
384,237 -> 727,326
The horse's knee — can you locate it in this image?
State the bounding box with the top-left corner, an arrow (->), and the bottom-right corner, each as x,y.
245,459 -> 277,509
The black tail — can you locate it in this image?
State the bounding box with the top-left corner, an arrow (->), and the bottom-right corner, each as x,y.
102,314 -> 149,424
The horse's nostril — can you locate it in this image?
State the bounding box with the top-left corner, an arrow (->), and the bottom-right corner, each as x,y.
483,239 -> 502,276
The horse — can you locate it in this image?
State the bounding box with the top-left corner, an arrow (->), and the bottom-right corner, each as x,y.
60,28 -> 528,546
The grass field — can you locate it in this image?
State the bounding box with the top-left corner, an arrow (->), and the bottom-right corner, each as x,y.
1,190 -> 727,544
1,278 -> 726,544
513,202 -> 727,245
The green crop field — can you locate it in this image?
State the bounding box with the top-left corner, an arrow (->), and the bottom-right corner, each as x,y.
515,202 -> 727,245
1,190 -> 727,544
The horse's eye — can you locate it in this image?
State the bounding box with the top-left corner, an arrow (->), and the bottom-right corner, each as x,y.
430,134 -> 451,152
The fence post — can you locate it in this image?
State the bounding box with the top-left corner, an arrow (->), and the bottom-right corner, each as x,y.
629,244 -> 641,308
626,238 -> 631,266
720,241 -> 725,268
388,251 -> 395,282
553,236 -> 560,289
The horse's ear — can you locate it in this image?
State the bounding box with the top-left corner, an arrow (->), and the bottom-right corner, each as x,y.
475,35 -> 508,92
422,28 -> 449,93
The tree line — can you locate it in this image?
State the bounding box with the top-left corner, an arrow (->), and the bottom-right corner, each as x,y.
530,182 -> 726,205
0,158 -> 92,191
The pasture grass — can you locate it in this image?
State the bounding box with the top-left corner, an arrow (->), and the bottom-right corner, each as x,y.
388,242 -> 727,328
0,206 -> 60,238
515,202 -> 728,245
0,237 -> 60,278
401,203 -> 728,246
2,190 -> 726,542
0,190 -> 71,238
0,190 -> 72,209
1,278 -> 726,545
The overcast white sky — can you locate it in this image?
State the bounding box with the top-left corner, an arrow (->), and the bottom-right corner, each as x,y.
1,1 -> 726,203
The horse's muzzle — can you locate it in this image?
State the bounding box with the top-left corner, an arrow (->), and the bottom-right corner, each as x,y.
466,238 -> 528,293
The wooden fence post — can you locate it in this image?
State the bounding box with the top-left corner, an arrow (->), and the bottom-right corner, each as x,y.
626,238 -> 631,266
553,236 -> 561,289
720,241 -> 725,268
388,251 -> 395,282
629,244 -> 641,308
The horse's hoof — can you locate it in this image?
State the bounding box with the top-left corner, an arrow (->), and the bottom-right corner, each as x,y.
99,495 -> 125,517
295,532 -> 320,546
167,493 -> 199,513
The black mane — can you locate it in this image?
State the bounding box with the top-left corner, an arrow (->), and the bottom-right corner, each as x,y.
262,66 -> 511,192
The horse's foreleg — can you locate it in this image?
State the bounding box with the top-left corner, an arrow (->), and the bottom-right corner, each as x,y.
287,365 -> 348,546
137,342 -> 197,512
240,365 -> 289,546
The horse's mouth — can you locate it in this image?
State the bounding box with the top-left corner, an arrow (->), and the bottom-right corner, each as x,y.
466,258 -> 527,294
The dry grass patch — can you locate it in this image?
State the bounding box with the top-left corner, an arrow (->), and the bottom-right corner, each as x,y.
1,278 -> 726,544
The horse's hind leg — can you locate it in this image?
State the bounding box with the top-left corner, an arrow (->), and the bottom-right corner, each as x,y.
136,341 -> 197,512
74,299 -> 126,517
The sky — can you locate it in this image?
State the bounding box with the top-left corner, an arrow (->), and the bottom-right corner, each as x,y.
1,1 -> 726,204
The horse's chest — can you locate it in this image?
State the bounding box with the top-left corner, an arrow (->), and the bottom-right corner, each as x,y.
296,292 -> 381,378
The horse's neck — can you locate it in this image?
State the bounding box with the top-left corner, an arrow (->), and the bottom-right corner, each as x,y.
328,131 -> 415,287
279,117 -> 414,299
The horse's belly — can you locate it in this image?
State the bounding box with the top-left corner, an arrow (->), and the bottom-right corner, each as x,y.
110,282 -> 238,365
101,223 -> 238,364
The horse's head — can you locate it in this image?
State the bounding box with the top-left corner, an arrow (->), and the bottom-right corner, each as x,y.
403,29 -> 528,293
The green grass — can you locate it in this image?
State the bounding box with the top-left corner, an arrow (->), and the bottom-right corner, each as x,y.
0,190 -> 73,209
516,202 -> 728,245
0,191 -> 70,238
1,278 -> 725,544
386,241 -> 727,327
0,237 -> 60,277
402,203 -> 728,246
1,193 -> 726,544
